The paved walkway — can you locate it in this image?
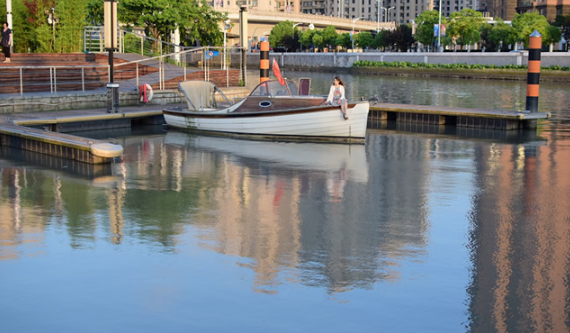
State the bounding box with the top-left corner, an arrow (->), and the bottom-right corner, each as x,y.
4,102 -> 185,123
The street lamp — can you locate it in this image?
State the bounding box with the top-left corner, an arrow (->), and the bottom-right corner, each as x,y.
387,6 -> 395,23
223,19 -> 230,69
376,1 -> 383,32
352,17 -> 363,51
293,23 -> 314,52
437,0 -> 442,52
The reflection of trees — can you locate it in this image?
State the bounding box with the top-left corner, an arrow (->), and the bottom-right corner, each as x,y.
467,142 -> 570,332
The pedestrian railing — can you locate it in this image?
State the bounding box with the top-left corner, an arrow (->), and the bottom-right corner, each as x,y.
1,47 -> 243,96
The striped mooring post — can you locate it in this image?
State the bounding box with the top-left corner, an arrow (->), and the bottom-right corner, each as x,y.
526,30 -> 542,113
260,41 -> 270,83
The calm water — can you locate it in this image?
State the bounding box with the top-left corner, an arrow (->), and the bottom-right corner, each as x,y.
1,73 -> 570,332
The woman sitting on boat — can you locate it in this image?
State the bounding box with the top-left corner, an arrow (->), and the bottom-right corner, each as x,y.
325,76 -> 349,120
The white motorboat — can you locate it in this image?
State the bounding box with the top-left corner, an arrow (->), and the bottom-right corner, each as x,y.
163,80 -> 369,144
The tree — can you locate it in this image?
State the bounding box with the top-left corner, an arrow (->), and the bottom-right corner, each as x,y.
269,20 -> 298,51
54,0 -> 88,53
120,0 -> 226,50
321,25 -> 338,49
511,12 -> 550,47
86,0 -> 104,25
415,10 -> 444,49
447,8 -> 485,50
300,28 -> 316,50
390,25 -> 415,52
312,31 -> 325,51
485,19 -> 517,51
336,33 -> 351,51
554,13 -> 570,50
543,25 -> 562,49
372,30 -> 390,50
356,31 -> 374,50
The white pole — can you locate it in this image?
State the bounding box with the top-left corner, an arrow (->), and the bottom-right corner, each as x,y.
6,0 -> 12,43
438,0 -> 442,52
223,30 -> 227,69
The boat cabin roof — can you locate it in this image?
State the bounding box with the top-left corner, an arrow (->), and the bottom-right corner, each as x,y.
249,80 -> 299,97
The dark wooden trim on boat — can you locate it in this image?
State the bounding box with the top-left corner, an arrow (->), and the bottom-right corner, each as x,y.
163,102 -> 364,119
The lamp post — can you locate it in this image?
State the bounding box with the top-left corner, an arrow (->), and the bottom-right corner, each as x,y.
437,0 -> 442,52
352,17 -> 363,51
376,1 -> 383,31
293,22 -> 302,52
223,19 -> 230,69
387,6 -> 395,23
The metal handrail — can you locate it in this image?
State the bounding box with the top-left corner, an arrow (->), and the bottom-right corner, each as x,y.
1,64 -> 110,96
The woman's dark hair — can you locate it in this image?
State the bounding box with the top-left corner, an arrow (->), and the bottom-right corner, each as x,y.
334,76 -> 345,86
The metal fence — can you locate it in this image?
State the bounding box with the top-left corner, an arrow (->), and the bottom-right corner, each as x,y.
0,47 -> 243,96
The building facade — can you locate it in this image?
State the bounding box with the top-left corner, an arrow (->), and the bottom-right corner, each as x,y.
516,0 -> 570,22
209,0 -> 301,13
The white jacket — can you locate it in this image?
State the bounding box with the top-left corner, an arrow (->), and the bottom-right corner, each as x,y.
326,85 -> 346,104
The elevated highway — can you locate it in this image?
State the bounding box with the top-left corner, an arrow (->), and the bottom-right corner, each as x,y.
224,9 -> 396,46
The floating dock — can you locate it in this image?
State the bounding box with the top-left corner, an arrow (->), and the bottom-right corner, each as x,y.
369,103 -> 550,130
0,108 -> 168,164
0,100 -> 552,165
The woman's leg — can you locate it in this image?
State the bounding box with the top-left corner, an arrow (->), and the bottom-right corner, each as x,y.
341,100 -> 348,119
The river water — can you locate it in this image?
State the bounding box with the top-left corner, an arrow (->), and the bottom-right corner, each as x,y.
1,72 -> 569,332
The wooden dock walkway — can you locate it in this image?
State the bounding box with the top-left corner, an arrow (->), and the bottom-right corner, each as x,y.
369,103 -> 550,130
0,103 -> 183,164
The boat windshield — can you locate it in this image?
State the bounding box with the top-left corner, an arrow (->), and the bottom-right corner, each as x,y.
250,80 -> 299,97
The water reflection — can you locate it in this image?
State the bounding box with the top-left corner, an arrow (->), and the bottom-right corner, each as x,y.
2,73 -> 570,331
467,136 -> 570,332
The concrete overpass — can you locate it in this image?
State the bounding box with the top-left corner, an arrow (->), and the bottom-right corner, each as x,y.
223,9 -> 396,47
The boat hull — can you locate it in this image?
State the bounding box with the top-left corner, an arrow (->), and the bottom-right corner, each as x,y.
163,101 -> 369,144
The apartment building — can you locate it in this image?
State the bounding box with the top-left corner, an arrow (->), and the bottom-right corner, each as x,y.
301,0 -> 327,14
208,0 -> 301,13
479,0 -> 518,20
516,0 -> 570,21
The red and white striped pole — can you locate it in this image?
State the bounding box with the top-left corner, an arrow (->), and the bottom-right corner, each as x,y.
526,30 -> 542,113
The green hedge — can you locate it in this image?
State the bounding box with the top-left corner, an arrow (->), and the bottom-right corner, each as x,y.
352,60 -> 570,71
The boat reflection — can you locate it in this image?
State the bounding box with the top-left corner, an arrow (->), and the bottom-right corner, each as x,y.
164,131 -> 369,182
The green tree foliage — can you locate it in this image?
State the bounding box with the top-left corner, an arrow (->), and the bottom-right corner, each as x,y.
511,12 -> 551,47
21,0 -> 57,52
447,8 -> 485,48
390,25 -> 415,51
554,13 -> 570,49
372,30 -> 389,50
54,0 -> 87,53
415,10 -> 444,47
120,0 -> 226,48
336,33 -> 351,51
356,31 -> 374,49
480,19 -> 517,51
269,20 -> 299,51
321,25 -> 338,48
312,31 -> 324,51
86,0 -> 104,25
300,28 -> 316,49
544,24 -> 562,45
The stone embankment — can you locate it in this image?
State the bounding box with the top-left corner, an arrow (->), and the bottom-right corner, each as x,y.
236,52 -> 570,81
